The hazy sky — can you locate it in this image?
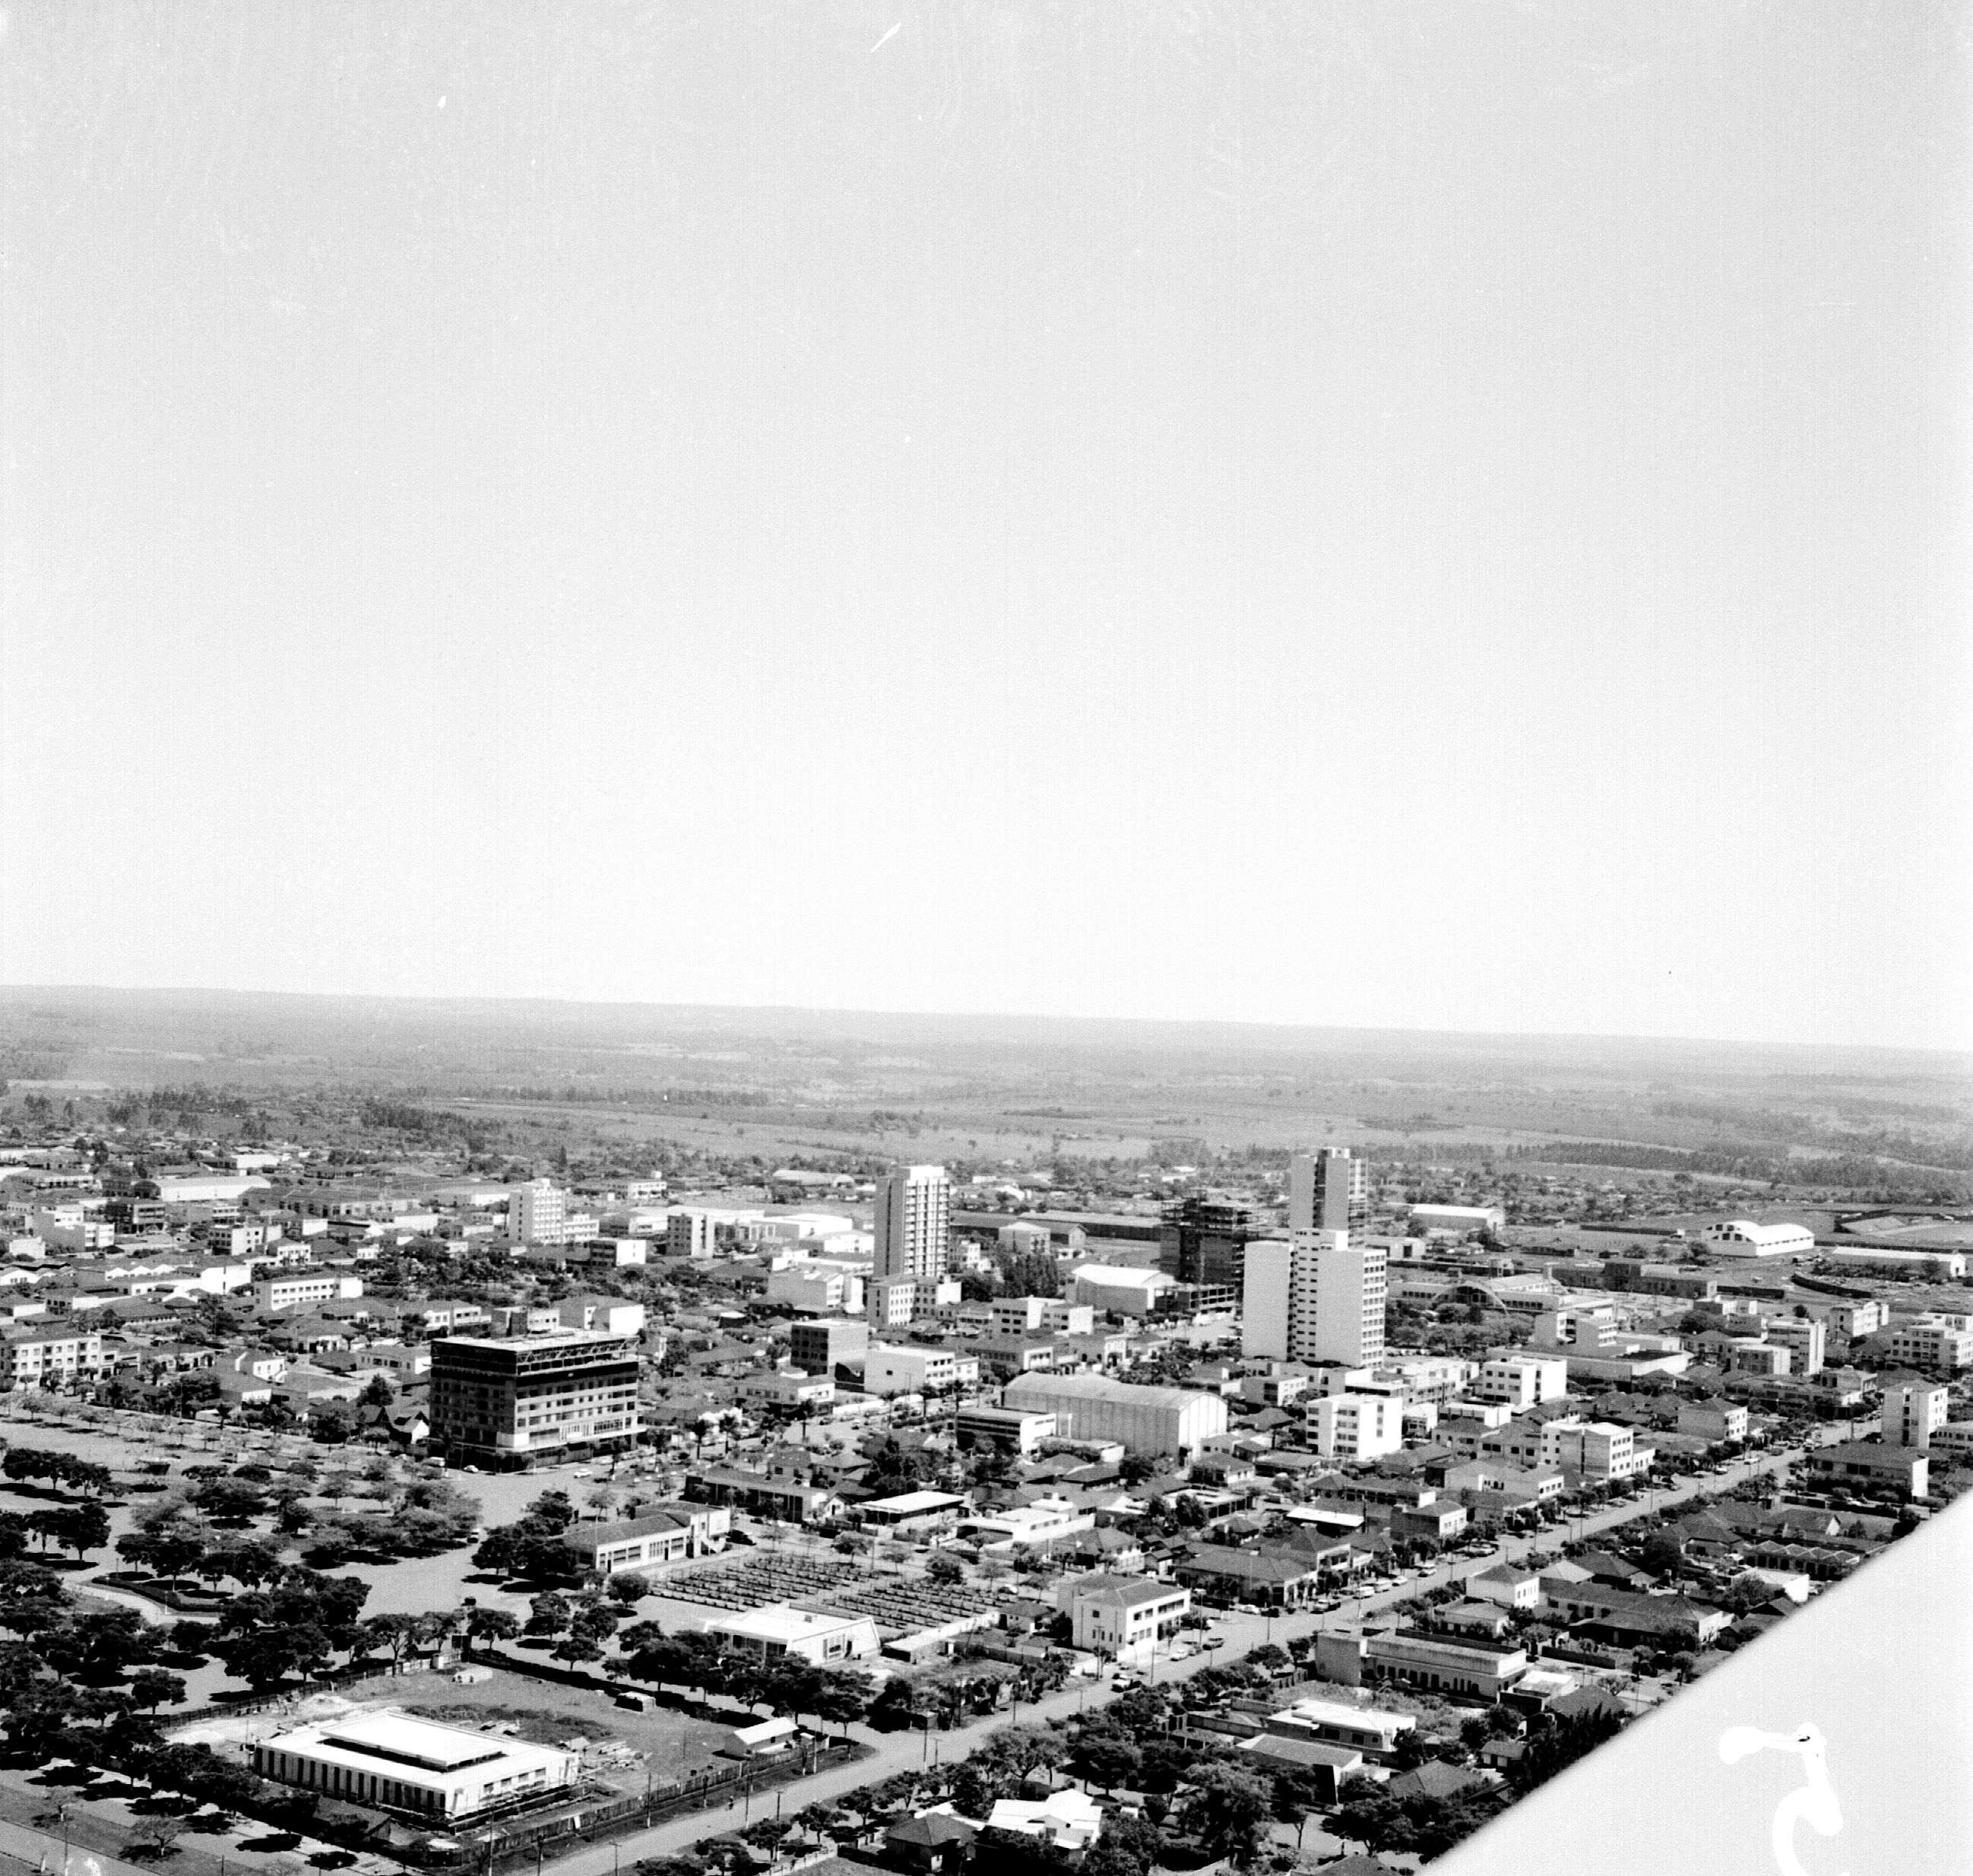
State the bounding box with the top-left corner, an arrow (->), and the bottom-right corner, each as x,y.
2,2 -> 1967,1050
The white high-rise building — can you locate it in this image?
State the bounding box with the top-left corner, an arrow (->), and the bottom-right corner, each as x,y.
1241,1228 -> 1387,1367
1287,1149 -> 1369,1236
867,1165 -> 952,1325
508,1179 -> 570,1247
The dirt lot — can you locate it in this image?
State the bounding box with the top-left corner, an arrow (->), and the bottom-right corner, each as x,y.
173,1672 -> 733,1794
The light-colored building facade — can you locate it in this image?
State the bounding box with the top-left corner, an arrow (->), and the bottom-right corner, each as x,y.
1059,1572 -> 1191,1662
1002,1371 -> 1228,1458
1289,1149 -> 1369,1234
253,1711 -> 578,1821
1312,1392 -> 1405,1462
868,1165 -> 952,1326
507,1180 -> 571,1247
1886,1318 -> 1973,1371
864,1342 -> 959,1396
1242,1230 -> 1387,1367
1881,1378 -> 1950,1450
1699,1219 -> 1815,1257
1468,1356 -> 1570,1409
252,1271 -> 364,1314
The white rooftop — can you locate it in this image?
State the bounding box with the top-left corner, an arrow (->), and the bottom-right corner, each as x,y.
706,1605 -> 872,1643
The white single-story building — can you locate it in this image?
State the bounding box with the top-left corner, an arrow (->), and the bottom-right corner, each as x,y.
703,1604 -> 881,1665
252,1710 -> 578,1821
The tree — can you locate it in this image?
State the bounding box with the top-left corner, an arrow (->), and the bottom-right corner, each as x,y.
38,1608 -> 154,1683
805,1665 -> 876,1735
127,1668 -> 187,1713
926,1552 -> 966,1586
1185,1761 -> 1275,1863
607,1572 -> 652,1605
1079,1814 -> 1167,1876
525,1591 -> 572,1637
1075,1735 -> 1142,1792
1506,1710 -> 1626,1795
467,1608 -> 521,1653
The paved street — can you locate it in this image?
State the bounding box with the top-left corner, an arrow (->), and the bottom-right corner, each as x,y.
0,1401 -> 1870,1876
538,1429 -> 1857,1876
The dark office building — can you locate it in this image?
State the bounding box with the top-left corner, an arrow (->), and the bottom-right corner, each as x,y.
1159,1197 -> 1264,1288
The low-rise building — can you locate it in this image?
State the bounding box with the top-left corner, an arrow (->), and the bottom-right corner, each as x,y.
1312,1392 -> 1405,1461
1805,1441 -> 1929,1500
955,1403 -> 1057,1457
254,1271 -> 364,1314
864,1343 -> 960,1397
858,1490 -> 967,1538
1880,1377 -> 1950,1450
1885,1318 -> 1973,1372
560,1504 -> 731,1575
1357,1631 -> 1529,1700
1676,1399 -> 1750,1443
1468,1561 -> 1542,1610
961,1493 -> 1094,1553
252,1710 -> 578,1821
1262,1697 -> 1417,1760
1058,1572 -> 1191,1662
702,1605 -> 880,1665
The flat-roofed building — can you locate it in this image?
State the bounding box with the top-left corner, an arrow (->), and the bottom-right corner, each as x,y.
254,1271 -> 363,1313
1263,1697 -> 1417,1759
1886,1318 -> 1973,1371
858,1489 -> 967,1536
1469,1356 -> 1570,1409
1361,1632 -> 1529,1700
1881,1377 -> 1950,1449
429,1329 -> 641,1467
865,1343 -> 959,1396
790,1318 -> 869,1374
703,1604 -> 879,1664
1002,1371 -> 1227,1458
1312,1392 -> 1404,1462
955,1402 -> 1057,1456
252,1710 -> 578,1821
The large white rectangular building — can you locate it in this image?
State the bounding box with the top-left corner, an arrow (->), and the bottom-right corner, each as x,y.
1002,1371 -> 1227,1458
253,1710 -> 578,1821
1241,1230 -> 1386,1367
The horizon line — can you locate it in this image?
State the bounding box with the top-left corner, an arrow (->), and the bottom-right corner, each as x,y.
0,981 -> 1966,1063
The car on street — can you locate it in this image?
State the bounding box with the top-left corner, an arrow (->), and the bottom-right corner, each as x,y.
1202,1637 -> 1225,1649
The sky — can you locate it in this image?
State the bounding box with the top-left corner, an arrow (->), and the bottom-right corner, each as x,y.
2,2 -> 1968,1050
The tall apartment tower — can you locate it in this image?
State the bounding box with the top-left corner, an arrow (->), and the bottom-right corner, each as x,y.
1287,1149 -> 1369,1236
868,1164 -> 953,1325
1241,1229 -> 1388,1367
508,1179 -> 569,1246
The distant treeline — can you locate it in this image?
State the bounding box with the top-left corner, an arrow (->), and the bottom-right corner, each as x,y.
1515,1139 -> 1971,1196
464,1084 -> 775,1109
